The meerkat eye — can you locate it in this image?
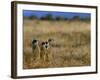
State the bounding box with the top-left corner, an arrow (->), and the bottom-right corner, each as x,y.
45,41 -> 48,44
42,42 -> 45,45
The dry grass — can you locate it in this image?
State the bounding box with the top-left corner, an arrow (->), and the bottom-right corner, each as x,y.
23,20 -> 91,69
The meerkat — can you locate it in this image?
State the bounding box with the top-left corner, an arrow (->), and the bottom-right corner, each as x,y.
40,41 -> 52,62
31,39 -> 40,62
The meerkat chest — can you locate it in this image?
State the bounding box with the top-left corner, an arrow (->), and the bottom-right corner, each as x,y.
43,47 -> 51,54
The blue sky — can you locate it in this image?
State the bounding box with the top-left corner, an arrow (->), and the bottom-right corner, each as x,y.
23,10 -> 90,19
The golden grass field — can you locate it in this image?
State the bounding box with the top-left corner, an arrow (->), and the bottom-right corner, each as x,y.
23,19 -> 91,69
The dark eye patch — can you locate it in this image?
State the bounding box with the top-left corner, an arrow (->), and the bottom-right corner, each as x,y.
42,42 -> 45,45
45,41 -> 48,44
32,39 -> 37,44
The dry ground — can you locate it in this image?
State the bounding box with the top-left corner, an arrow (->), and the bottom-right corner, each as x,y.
23,20 -> 91,69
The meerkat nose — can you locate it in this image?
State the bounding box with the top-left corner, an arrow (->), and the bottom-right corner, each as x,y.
45,46 -> 48,48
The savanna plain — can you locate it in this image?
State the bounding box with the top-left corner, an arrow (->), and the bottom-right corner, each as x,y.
23,19 -> 91,69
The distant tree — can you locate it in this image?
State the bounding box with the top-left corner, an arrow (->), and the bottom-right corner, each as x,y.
81,17 -> 90,22
39,14 -> 68,21
45,14 -> 53,20
85,17 -> 90,21
64,18 -> 68,21
72,16 -> 80,20
40,16 -> 47,20
29,15 -> 38,20
40,14 -> 53,20
23,16 -> 30,19
55,16 -> 64,21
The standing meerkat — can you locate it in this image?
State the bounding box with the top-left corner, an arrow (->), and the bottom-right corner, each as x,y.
40,41 -> 52,62
31,39 -> 40,62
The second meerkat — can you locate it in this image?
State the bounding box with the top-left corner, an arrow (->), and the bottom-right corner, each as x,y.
31,39 -> 40,62
40,40 -> 52,62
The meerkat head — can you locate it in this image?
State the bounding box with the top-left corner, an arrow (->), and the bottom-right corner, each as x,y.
41,41 -> 50,49
48,38 -> 54,46
48,38 -> 54,43
48,38 -> 54,44
32,39 -> 39,46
